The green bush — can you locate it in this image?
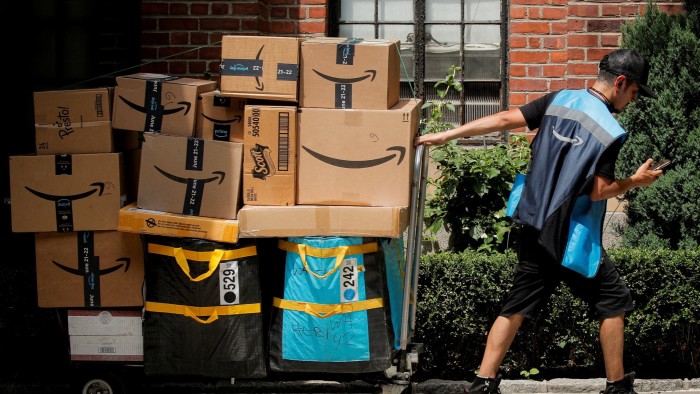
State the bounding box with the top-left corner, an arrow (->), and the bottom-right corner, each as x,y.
615,1 -> 700,249
413,247 -> 700,380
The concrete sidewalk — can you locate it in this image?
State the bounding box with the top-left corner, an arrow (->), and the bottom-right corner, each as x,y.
414,378 -> 700,394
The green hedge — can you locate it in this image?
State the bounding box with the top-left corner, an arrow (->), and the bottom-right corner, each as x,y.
412,248 -> 700,381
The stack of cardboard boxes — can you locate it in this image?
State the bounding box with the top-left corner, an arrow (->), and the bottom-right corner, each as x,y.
9,87 -> 145,361
9,34 -> 421,378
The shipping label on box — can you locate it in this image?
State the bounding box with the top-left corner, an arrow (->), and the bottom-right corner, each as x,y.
35,121 -> 114,155
300,38 -> 401,110
35,231 -> 145,308
118,203 -> 240,243
196,91 -> 246,142
70,335 -> 143,362
243,105 -> 297,206
297,99 -> 421,207
238,205 -> 408,238
137,134 -> 243,219
68,310 -> 143,336
112,73 -> 217,136
33,87 -> 113,125
9,153 -> 126,232
220,36 -> 300,102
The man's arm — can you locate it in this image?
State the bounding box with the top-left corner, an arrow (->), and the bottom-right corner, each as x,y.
589,158 -> 662,201
414,108 -> 528,147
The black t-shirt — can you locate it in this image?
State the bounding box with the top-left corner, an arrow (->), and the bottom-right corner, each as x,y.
518,90 -> 621,181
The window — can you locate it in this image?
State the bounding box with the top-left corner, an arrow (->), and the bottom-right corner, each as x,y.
330,0 -> 507,143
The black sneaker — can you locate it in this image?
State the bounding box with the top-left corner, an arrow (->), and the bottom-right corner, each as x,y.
600,372 -> 638,394
465,374 -> 503,394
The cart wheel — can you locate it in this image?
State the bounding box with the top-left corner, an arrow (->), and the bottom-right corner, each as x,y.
73,370 -> 129,394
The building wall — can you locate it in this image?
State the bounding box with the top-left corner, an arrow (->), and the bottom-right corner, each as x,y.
139,0 -> 685,112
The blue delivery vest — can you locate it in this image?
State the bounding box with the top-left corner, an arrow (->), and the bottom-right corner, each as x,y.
507,89 -> 627,277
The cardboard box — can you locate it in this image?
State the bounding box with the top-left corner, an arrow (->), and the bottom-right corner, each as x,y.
237,205 -> 408,238
196,90 -> 246,142
69,335 -> 143,362
35,121 -> 114,155
112,73 -> 217,136
118,203 -> 240,243
137,133 -> 243,219
297,99 -> 421,207
300,38 -> 401,110
243,105 -> 297,206
33,87 -> 113,125
68,310 -> 143,336
9,153 -> 126,232
220,35 -> 300,102
35,231 -> 144,308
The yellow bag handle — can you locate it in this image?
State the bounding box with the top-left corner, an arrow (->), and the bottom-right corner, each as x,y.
148,244 -> 257,282
145,301 -> 261,324
272,297 -> 383,319
278,240 -> 377,279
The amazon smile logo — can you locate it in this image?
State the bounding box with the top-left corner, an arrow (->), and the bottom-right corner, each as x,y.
301,145 -> 405,169
312,69 -> 377,84
118,96 -> 192,116
154,166 -> 226,185
201,114 -> 242,124
25,183 -> 106,201
552,127 -> 583,146
52,257 -> 131,277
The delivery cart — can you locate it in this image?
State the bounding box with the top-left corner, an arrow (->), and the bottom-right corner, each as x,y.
68,144 -> 430,394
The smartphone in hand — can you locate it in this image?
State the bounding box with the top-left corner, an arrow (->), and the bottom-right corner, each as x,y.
650,159 -> 672,171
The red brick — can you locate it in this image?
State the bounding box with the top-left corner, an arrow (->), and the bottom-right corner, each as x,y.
510,50 -> 550,63
212,3 -> 230,15
141,62 -> 168,74
269,21 -> 296,34
191,4 -> 210,15
510,36 -> 528,48
510,7 -> 527,19
620,5 -> 642,17
510,21 -> 550,34
568,34 -> 598,47
528,65 -> 543,77
189,61 -> 208,74
567,78 -> 588,90
300,0 -> 325,4
160,46 -> 200,59
171,32 -> 189,45
511,0 -> 548,5
510,78 -> 548,91
601,34 -> 620,47
543,36 -> 566,49
567,48 -> 585,61
160,18 -> 199,31
200,18 -> 242,30
658,3 -> 686,15
588,48 -> 613,61
269,0 -> 296,4
549,79 -> 568,91
550,50 -> 568,63
191,32 -> 210,45
270,7 -> 288,18
170,3 -> 189,15
602,5 -> 621,17
169,61 -> 188,74
569,4 -> 599,17
527,37 -> 541,48
510,64 -> 527,77
568,62 -> 598,76
541,6 -> 567,19
543,64 -> 566,77
241,18 -> 259,31
567,19 -> 585,32
141,3 -> 169,16
308,6 -> 327,18
299,21 -> 326,34
290,6 -> 308,19
551,21 -> 569,34
141,32 -> 170,46
587,19 -> 625,33
509,93 -> 527,106
200,46 -> 221,59
233,3 -> 260,15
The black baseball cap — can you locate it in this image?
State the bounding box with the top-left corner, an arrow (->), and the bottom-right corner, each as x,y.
599,49 -> 657,98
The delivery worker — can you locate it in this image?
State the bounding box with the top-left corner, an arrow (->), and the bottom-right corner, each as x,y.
414,48 -> 660,394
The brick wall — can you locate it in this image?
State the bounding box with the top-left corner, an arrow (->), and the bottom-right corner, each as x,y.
139,0 -> 684,117
508,0 -> 685,131
140,0 -> 328,80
